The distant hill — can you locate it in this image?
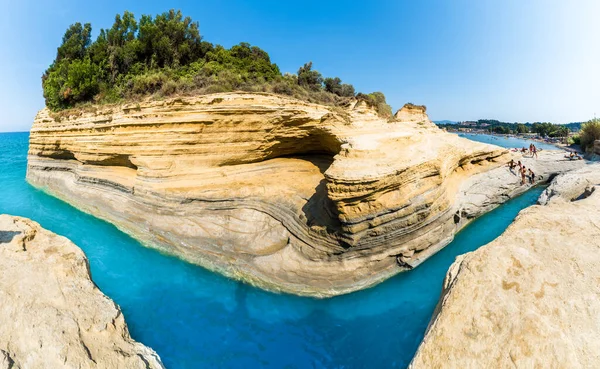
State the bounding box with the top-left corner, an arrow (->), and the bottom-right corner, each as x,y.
433,120 -> 459,125
564,122 -> 583,131
434,118 -> 585,136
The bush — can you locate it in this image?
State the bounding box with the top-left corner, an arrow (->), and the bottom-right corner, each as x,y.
579,119 -> 600,152
357,92 -> 393,118
129,70 -> 168,95
271,80 -> 295,96
569,135 -> 581,146
159,80 -> 179,96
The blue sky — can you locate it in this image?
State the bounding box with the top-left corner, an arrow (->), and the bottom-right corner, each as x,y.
1,0 -> 599,132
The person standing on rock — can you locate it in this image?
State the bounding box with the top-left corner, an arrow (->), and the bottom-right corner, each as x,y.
532,144 -> 538,159
528,168 -> 535,184
521,166 -> 527,185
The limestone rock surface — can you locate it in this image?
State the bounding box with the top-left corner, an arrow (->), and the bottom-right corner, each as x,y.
26,92 -> 548,296
0,214 -> 163,369
394,103 -> 428,123
410,165 -> 600,368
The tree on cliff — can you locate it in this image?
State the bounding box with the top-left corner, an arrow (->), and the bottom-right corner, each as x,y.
42,9 -> 391,118
297,62 -> 323,91
324,77 -> 356,97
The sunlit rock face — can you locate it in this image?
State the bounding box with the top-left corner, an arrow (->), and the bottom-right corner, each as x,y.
0,215 -> 164,369
393,103 -> 428,123
410,166 -> 600,369
27,92 -> 512,297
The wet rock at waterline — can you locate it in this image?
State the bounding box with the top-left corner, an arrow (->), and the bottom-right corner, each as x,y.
410,166 -> 600,368
26,92 -> 583,296
0,215 -> 164,369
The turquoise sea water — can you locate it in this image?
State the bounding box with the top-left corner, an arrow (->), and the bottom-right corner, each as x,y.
458,132 -> 559,151
0,131 -> 544,368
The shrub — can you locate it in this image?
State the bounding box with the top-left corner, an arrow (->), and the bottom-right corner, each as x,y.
569,135 -> 581,146
271,80 -> 295,96
159,80 -> 179,96
357,92 -> 393,118
129,70 -> 168,95
579,118 -> 600,152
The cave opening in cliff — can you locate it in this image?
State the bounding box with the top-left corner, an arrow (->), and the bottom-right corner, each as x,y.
263,131 -> 343,237
85,154 -> 139,170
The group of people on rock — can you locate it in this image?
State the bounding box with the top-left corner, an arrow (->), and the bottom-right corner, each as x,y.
565,151 -> 583,160
507,159 -> 536,185
511,143 -> 539,159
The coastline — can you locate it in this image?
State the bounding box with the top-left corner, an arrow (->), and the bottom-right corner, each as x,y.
453,131 -> 583,152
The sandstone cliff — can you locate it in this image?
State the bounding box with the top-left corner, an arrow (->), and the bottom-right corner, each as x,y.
410,165 -> 600,368
27,92 -> 520,296
0,214 -> 163,369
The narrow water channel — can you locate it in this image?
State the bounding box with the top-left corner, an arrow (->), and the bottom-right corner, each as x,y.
0,132 -> 544,368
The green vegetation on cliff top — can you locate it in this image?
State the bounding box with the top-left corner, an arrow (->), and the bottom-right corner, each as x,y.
579,119 -> 600,152
42,9 -> 392,117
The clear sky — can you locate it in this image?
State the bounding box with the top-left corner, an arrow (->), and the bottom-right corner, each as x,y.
1,0 -> 599,132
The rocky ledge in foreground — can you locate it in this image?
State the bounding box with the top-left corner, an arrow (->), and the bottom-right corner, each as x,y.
410,165 -> 600,368
25,92 -> 582,296
0,215 -> 163,369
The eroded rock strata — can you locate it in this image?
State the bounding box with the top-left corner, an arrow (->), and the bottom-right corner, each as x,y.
410,166 -> 600,368
28,92 -> 542,296
0,214 -> 163,369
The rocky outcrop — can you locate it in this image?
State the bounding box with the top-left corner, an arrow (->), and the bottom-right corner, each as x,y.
394,103 -> 428,123
0,214 -> 163,369
539,164 -> 600,205
27,92 -> 534,296
410,165 -> 600,368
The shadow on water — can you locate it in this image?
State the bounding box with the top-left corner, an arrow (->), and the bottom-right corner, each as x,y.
0,132 -> 545,368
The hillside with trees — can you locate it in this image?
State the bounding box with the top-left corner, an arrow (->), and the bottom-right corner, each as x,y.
436,119 -> 581,137
42,9 -> 392,117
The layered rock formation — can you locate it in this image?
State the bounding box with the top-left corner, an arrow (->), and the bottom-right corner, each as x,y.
0,214 -> 163,368
27,92 -> 519,296
394,103 -> 428,122
410,165 -> 600,368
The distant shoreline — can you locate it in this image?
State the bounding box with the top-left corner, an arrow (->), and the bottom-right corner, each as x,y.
455,131 -> 582,152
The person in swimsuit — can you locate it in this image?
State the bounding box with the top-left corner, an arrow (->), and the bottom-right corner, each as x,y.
528,168 -> 535,184
507,159 -> 516,173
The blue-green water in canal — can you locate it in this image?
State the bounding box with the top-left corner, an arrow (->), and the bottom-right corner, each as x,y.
0,131 -> 544,368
